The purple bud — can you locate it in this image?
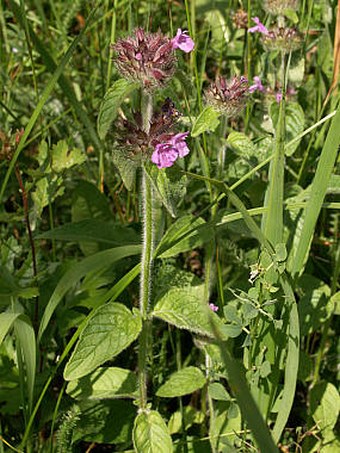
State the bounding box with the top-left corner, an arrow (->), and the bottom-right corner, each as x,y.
249,76 -> 265,93
248,17 -> 269,35
209,303 -> 219,312
276,91 -> 283,103
171,29 -> 195,53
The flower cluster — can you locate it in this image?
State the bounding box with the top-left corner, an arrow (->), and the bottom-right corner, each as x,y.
112,28 -> 194,92
263,0 -> 299,16
116,98 -> 190,169
248,17 -> 302,53
204,76 -> 250,117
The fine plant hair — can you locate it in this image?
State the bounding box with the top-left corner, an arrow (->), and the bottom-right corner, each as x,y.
55,406 -> 80,453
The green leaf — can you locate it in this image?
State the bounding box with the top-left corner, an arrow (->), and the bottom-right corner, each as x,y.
191,106 -> 220,137
97,79 -> 138,140
156,367 -> 206,398
0,266 -> 38,299
152,285 -> 227,339
38,245 -> 141,342
66,367 -> 138,400
133,410 -> 173,453
14,315 -> 36,414
0,312 -> 21,345
36,219 -> 139,247
155,214 -> 212,259
64,303 -> 142,381
226,131 -> 257,157
270,102 -> 305,156
51,140 -> 86,172
310,382 -> 340,433
289,105 -> 340,277
144,163 -> 187,218
208,382 -> 231,401
112,147 -> 139,191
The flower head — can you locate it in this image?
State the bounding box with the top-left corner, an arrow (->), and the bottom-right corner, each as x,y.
249,76 -> 265,93
112,28 -> 177,92
204,76 -> 249,117
275,91 -> 283,103
232,9 -> 248,29
248,17 -> 269,35
264,0 -> 299,16
151,132 -> 190,169
171,29 -> 195,53
262,26 -> 303,53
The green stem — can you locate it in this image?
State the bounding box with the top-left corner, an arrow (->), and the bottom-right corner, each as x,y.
138,93 -> 154,410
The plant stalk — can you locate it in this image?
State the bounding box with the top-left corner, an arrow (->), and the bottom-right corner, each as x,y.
138,93 -> 154,410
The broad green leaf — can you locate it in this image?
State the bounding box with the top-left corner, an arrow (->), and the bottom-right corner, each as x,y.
143,163 -> 186,218
133,410 -> 173,453
310,382 -> 340,433
208,382 -> 231,401
270,102 -> 305,156
64,303 -> 142,380
226,131 -> 257,157
209,401 -> 241,453
112,146 -> 140,191
288,56 -> 305,85
66,367 -> 137,399
38,245 -> 141,341
152,285 -> 227,339
51,140 -> 86,172
191,106 -> 220,137
97,79 -> 138,140
156,367 -> 206,398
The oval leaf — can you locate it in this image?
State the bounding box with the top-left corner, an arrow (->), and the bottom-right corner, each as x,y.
152,285 -> 227,339
156,366 -> 205,398
64,303 -> 142,380
191,107 -> 220,137
97,79 -> 138,140
270,102 -> 304,156
133,410 -> 173,453
66,367 -> 137,400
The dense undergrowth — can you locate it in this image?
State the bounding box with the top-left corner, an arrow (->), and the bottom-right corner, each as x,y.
0,0 -> 339,452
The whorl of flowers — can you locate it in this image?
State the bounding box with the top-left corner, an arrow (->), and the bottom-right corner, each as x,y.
111,28 -> 194,92
263,0 -> 299,16
112,28 -> 176,92
248,18 -> 302,53
262,26 -> 302,53
116,98 -> 190,169
204,76 -> 250,117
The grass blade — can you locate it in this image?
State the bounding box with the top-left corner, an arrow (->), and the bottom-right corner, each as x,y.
289,104 -> 340,278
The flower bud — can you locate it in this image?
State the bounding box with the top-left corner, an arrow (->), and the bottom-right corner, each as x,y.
263,0 -> 299,16
204,76 -> 250,117
112,28 -> 177,92
261,26 -> 302,53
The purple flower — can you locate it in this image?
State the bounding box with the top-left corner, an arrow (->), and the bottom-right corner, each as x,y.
209,303 -> 219,312
171,29 -> 195,53
151,131 -> 190,169
248,17 -> 269,35
170,132 -> 190,157
276,91 -> 283,103
249,76 -> 265,93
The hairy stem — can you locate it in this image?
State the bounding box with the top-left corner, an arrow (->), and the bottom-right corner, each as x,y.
138,93 -> 154,410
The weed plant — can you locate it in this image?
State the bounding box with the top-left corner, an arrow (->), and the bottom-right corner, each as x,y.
0,0 -> 339,452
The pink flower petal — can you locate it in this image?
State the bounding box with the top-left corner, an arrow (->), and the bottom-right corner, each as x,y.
171,29 -> 195,53
248,17 -> 269,35
151,143 -> 178,169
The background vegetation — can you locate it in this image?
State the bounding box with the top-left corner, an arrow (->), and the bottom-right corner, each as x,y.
0,0 -> 339,452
